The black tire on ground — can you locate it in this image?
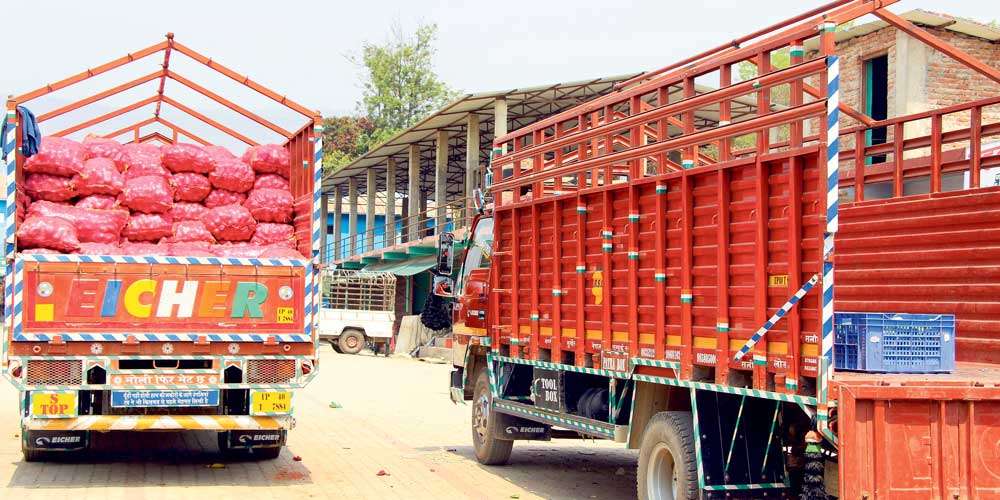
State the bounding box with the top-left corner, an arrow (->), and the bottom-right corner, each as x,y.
338,329 -> 365,355
217,432 -> 283,460
637,411 -> 699,500
471,367 -> 513,465
328,339 -> 342,352
21,444 -> 52,462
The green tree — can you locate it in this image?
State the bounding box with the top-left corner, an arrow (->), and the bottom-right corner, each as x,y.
356,23 -> 457,139
322,23 -> 456,174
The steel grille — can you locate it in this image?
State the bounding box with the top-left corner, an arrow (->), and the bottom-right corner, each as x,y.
26,360 -> 83,385
246,359 -> 296,384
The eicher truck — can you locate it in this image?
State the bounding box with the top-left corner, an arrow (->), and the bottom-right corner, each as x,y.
428,1 -> 1000,497
2,34 -> 323,460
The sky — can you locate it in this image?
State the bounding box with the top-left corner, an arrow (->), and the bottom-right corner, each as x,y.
1,0 -> 996,150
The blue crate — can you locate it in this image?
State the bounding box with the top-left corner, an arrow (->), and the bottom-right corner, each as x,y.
834,312 -> 955,373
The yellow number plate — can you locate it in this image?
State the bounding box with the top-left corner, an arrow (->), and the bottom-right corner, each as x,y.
276,307 -> 295,324
250,390 -> 292,415
30,391 -> 78,419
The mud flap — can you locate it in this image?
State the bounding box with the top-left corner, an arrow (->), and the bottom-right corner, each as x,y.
493,412 -> 552,441
24,430 -> 89,452
224,430 -> 286,449
450,368 -> 466,404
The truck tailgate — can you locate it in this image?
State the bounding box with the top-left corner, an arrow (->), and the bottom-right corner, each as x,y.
836,366 -> 1000,499
13,258 -> 311,341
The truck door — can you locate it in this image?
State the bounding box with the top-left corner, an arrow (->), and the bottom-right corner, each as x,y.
454,217 -> 493,335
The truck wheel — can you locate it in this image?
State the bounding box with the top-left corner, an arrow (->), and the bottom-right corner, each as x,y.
471,368 -> 513,465
338,329 -> 365,355
637,412 -> 698,500
217,432 -> 283,460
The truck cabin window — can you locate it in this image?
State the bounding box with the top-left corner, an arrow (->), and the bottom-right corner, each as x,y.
458,217 -> 494,292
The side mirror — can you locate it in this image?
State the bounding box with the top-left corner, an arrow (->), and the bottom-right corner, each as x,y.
436,232 -> 455,276
473,189 -> 485,214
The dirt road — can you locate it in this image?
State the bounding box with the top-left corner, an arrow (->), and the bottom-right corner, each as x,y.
0,346 -> 638,499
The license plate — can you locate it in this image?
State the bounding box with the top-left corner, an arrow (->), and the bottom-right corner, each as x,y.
111,390 -> 220,408
30,391 -> 78,419
249,390 -> 292,415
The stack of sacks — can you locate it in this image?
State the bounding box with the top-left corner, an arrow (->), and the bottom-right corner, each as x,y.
16,136 -> 302,259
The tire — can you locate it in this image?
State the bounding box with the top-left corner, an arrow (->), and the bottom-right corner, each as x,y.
329,339 -> 342,352
420,293 -> 452,331
471,367 -> 513,465
637,411 -> 699,500
218,432 -> 283,460
338,329 -> 365,355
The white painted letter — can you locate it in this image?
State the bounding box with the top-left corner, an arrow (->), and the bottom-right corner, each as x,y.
156,280 -> 198,318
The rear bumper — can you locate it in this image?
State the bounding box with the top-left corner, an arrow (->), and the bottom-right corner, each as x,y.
23,414 -> 293,432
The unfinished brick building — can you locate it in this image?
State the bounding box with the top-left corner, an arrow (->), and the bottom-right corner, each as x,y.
808,9 -> 1000,198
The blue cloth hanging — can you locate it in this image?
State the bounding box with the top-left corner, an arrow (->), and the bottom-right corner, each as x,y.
0,105 -> 42,158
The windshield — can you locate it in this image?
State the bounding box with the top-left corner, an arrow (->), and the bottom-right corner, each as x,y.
456,217 -> 493,293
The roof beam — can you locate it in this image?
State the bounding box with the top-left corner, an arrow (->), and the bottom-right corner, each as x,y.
159,95 -> 258,146
13,40 -> 168,103
874,8 -> 1000,86
53,95 -> 159,137
154,33 -> 175,118
169,40 -> 319,119
103,117 -> 158,141
167,70 -> 292,138
37,70 -> 163,122
156,116 -> 211,146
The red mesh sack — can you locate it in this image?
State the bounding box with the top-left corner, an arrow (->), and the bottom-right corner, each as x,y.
254,174 -> 290,191
212,242 -> 265,258
79,242 -> 119,255
162,143 -> 214,174
82,136 -> 123,162
251,223 -> 295,247
115,143 -> 162,174
172,173 -> 211,202
24,136 -> 85,177
244,188 -> 293,223
120,241 -> 165,256
123,213 -> 173,242
169,241 -> 214,256
203,189 -> 246,208
201,205 -> 256,242
209,156 -> 254,193
260,245 -> 304,259
28,201 -> 128,244
25,174 -> 76,202
123,175 -> 174,214
206,145 -> 237,161
170,202 -> 208,222
21,248 -> 62,254
169,220 -> 216,243
74,157 -> 125,196
242,144 -> 290,177
123,162 -> 170,180
76,194 -> 118,210
17,216 -> 80,252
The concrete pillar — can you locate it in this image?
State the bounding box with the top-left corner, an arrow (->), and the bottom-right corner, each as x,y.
401,197 -> 409,243
419,196 -> 428,239
494,97 -> 508,153
366,168 -> 376,252
348,177 -> 358,257
435,130 -> 449,234
320,193 -> 329,263
332,188 -> 343,261
894,29 -> 930,150
465,114 -> 480,225
385,158 -> 396,247
408,144 -> 420,242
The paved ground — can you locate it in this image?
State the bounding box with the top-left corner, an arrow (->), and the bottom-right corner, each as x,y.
0,346 -> 638,499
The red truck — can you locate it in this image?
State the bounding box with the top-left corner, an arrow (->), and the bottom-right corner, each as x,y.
430,1 -> 1000,497
2,35 -> 323,460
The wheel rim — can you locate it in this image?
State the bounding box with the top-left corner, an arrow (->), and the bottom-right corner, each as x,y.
647,442 -> 679,500
346,336 -> 359,349
473,394 -> 490,446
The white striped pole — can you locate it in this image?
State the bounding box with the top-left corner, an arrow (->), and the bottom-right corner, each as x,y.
311,124 -> 324,351
4,107 -> 16,261
819,53 -> 840,409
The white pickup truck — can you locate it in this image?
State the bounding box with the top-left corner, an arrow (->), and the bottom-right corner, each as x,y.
318,269 -> 396,355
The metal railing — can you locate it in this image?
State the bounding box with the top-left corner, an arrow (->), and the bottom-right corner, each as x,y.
321,269 -> 396,311
330,197 -> 474,262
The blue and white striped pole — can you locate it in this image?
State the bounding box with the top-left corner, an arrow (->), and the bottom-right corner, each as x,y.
819,54 -> 840,409
733,274 -> 819,363
4,107 -> 16,262
311,124 -> 324,351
